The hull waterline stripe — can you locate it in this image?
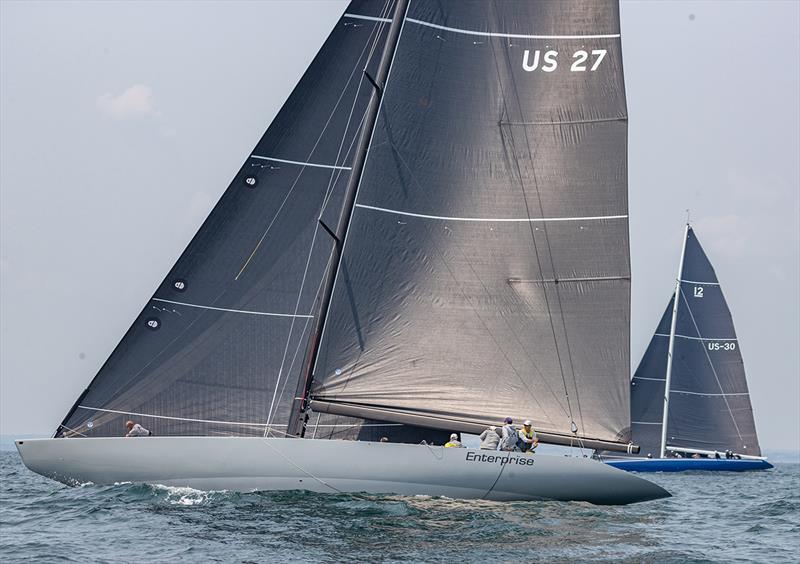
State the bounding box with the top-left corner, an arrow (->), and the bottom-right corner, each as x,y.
670,390 -> 750,397
654,333 -> 737,341
356,204 -> 627,223
343,13 -> 621,40
152,298 -> 313,318
250,155 -> 352,171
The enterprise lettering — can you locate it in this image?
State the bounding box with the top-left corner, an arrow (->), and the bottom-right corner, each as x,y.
465,451 -> 535,466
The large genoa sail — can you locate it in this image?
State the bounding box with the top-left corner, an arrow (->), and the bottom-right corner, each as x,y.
57,0 -> 398,438
630,226 -> 761,457
309,0 -> 634,451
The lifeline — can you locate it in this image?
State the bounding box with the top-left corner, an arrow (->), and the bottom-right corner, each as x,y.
465,451 -> 535,466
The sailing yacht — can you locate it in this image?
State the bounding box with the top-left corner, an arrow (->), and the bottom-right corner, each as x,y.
17,0 -> 669,503
603,224 -> 772,472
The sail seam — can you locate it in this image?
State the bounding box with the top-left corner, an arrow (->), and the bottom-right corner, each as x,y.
250,155 -> 352,171
152,298 -> 312,318
355,204 -> 626,223
654,333 -> 737,341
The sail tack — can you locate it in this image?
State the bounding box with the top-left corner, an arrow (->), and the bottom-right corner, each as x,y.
310,0 -> 632,447
630,227 -> 761,456
57,0 -> 395,438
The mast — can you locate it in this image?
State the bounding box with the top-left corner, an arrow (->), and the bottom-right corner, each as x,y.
660,222 -> 690,457
289,0 -> 410,437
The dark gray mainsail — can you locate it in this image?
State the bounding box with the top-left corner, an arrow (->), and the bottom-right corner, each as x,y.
57,0 -> 398,439
630,226 -> 761,457
308,0 -> 634,451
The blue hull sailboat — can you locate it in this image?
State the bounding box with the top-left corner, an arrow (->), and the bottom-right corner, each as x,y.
602,223 -> 772,473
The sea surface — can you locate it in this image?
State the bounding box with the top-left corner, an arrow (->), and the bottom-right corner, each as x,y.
0,450 -> 798,563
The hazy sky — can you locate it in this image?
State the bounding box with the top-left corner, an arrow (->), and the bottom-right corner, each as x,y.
1,1 -> 798,450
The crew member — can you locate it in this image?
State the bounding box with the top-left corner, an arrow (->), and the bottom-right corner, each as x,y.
444,433 -> 464,448
499,417 -> 518,451
479,425 -> 500,450
517,420 -> 539,453
125,420 -> 151,437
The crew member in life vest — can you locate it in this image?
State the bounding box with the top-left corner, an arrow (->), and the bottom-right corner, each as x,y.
444,433 -> 465,448
517,420 -> 538,453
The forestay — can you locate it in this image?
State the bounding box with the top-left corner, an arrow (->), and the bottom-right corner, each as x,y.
310,0 -> 633,448
57,0 -> 396,438
630,227 -> 761,456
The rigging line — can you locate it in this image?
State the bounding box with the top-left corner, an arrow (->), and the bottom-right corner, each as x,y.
493,5 -> 596,440
57,424 -> 88,438
507,64 -> 588,441
482,455 -> 511,500
303,0 -> 412,413
269,258 -> 332,431
678,287 -> 745,442
320,0 -> 393,211
318,107 -> 368,217
265,11 -> 391,433
487,15 -> 580,434
235,14 -> 388,284
256,439 -> 344,494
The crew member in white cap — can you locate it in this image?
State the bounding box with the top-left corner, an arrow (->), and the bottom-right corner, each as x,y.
517,420 -> 538,453
444,433 -> 465,448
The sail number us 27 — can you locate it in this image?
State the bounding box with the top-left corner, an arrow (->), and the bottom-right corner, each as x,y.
522,49 -> 607,73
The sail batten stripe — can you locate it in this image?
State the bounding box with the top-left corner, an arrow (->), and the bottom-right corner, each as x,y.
654,333 -> 737,341
343,13 -> 392,24
670,390 -> 750,397
633,376 -> 666,382
75,406 -> 402,429
406,17 -> 621,39
632,421 -> 662,425
680,279 -> 720,285
152,298 -> 313,318
250,155 -> 352,171
355,204 -> 626,223
343,13 -> 622,40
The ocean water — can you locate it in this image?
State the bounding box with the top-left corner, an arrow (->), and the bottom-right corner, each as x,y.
0,450 -> 797,563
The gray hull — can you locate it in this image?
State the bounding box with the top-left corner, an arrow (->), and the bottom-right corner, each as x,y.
16,437 -> 669,505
